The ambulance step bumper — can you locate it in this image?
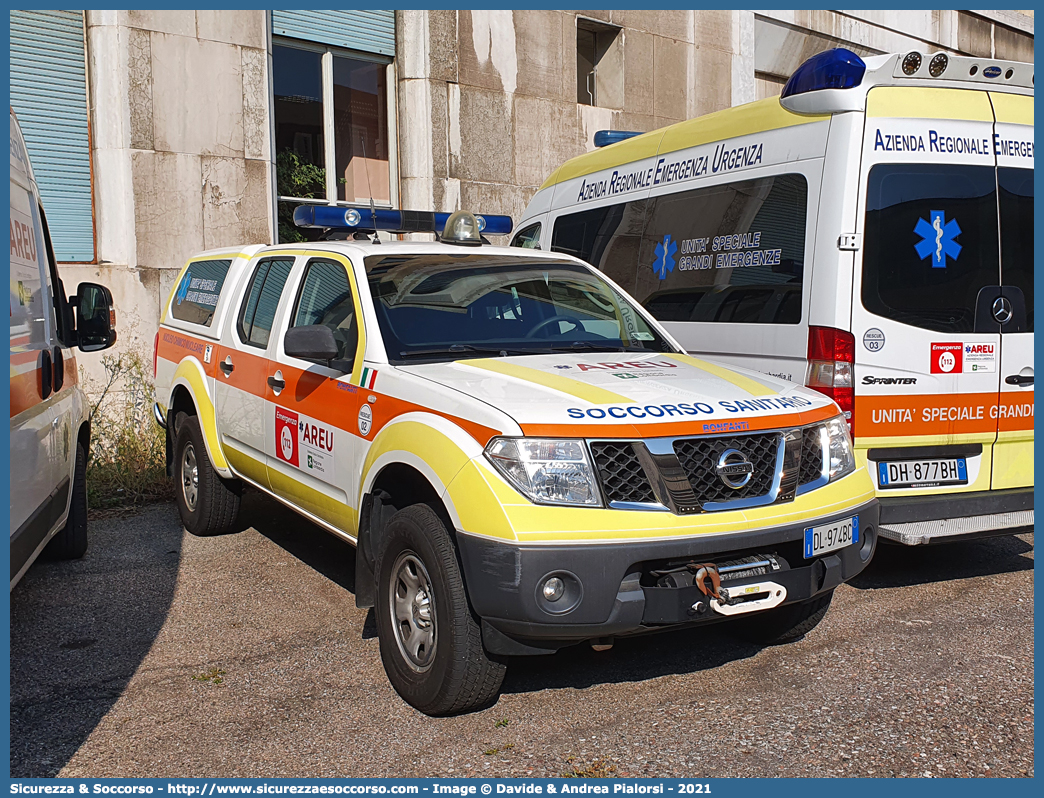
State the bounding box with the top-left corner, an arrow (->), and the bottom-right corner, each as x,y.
879,510 -> 1033,546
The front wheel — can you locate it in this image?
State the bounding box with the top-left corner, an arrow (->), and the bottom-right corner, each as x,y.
374,504 -> 506,715
735,589 -> 834,645
45,441 -> 88,560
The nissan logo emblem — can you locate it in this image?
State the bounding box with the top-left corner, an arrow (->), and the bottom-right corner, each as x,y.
716,448 -> 754,490
992,296 -> 1013,324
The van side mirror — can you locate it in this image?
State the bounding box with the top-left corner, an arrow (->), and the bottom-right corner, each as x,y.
75,282 -> 117,352
284,325 -> 339,361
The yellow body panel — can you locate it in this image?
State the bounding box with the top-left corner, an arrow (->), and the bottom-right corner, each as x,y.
665,353 -> 775,398
866,86 -> 994,121
171,359 -> 228,470
990,92 -> 1033,126
992,439 -> 1034,490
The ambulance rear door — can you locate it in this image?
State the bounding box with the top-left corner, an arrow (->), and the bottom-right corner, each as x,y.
989,92 -> 1033,490
852,87 -> 1002,496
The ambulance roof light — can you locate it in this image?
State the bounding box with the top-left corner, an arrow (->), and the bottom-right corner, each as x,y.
293,205 -> 513,236
593,130 -> 643,148
781,48 -> 866,99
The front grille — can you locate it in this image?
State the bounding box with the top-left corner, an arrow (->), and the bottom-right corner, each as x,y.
798,426 -> 826,485
673,433 -> 780,506
590,442 -> 656,504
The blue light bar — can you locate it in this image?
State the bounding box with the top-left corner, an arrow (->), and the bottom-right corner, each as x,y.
593,130 -> 643,148
781,48 -> 866,99
293,205 -> 513,235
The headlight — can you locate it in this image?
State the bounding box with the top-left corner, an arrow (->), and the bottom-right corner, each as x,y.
485,438 -> 601,506
824,416 -> 855,481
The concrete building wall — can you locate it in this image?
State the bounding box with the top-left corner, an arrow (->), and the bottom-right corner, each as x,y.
74,10 -> 273,386
71,9 -> 1032,387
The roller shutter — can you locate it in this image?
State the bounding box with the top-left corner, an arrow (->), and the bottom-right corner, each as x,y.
271,10 -> 395,57
10,10 -> 94,262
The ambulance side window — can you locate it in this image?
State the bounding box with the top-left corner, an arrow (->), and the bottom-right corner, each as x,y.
290,258 -> 357,371
550,200 -> 648,296
171,259 -> 232,327
510,223 -> 542,249
238,258 -> 295,348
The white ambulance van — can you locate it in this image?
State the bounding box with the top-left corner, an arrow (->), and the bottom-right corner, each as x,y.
10,108 -> 116,588
513,49 -> 1033,546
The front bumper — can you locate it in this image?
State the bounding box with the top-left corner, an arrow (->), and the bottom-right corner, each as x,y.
457,499 -> 879,655
878,488 -> 1033,546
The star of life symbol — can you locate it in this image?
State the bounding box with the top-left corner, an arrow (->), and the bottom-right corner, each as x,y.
914,210 -> 961,268
653,235 -> 677,280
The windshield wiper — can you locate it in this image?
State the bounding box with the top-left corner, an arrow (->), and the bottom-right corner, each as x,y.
398,344 -> 541,360
547,341 -> 657,353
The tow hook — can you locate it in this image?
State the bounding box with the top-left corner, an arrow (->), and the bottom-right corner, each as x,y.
688,563 -> 725,602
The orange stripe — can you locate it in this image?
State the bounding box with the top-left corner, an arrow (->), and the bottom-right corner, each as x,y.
520,403 -> 837,439
997,391 -> 1034,433
855,392 -> 1034,437
10,367 -> 43,417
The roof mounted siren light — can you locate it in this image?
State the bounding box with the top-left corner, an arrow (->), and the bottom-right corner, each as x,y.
440,210 -> 483,246
593,130 -> 643,148
781,47 -> 867,100
292,204 -> 512,240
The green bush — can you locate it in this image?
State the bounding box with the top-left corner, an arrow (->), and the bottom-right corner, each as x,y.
83,353 -> 173,510
276,149 -> 326,243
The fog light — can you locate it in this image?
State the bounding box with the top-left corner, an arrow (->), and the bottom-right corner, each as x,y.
542,577 -> 565,602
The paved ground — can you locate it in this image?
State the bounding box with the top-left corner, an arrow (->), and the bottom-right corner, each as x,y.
10,492 -> 1034,779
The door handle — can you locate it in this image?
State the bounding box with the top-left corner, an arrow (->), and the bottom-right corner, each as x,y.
267,376 -> 285,391
219,359 -> 234,375
1004,374 -> 1033,386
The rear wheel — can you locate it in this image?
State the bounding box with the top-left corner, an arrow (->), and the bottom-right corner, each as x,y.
374,504 -> 506,715
174,414 -> 241,536
736,589 -> 834,645
45,442 -> 88,560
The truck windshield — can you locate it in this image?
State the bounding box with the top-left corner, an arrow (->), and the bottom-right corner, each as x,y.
364,253 -> 676,363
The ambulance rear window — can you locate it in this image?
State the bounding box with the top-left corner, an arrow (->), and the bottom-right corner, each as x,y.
862,164 -> 999,333
170,259 -> 231,327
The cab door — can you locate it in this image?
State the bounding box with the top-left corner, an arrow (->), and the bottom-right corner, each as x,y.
852,87 -> 1002,496
213,256 -> 296,489
264,254 -> 364,536
990,93 -> 1033,490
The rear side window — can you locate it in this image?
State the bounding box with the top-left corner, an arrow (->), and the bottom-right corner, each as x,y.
170,260 -> 231,326
238,258 -> 294,348
862,164 -> 998,333
550,174 -> 808,324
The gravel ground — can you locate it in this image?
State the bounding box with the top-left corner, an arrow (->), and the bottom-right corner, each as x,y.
10,492 -> 1033,779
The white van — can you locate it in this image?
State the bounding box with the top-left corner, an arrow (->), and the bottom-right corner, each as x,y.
513,50 -> 1033,546
10,108 -> 116,588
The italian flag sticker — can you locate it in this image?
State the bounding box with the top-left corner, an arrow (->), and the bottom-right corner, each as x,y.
360,366 -> 378,390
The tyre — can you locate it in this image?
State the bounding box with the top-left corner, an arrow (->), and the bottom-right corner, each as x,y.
736,589 -> 834,645
174,414 -> 241,536
374,504 -> 506,715
45,442 -> 88,560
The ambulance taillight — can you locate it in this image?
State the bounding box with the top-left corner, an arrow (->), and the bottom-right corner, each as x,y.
806,326 -> 855,435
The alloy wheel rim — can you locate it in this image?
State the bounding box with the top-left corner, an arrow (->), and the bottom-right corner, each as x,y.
181,443 -> 199,512
389,552 -> 437,671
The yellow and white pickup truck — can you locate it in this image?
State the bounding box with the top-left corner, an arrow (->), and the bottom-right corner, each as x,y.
154,208 -> 879,715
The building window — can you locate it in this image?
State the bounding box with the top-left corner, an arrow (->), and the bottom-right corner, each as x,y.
273,41 -> 393,242
576,18 -> 622,108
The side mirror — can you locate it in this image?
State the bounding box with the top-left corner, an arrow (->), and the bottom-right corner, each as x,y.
76,282 -> 117,352
284,325 -> 339,361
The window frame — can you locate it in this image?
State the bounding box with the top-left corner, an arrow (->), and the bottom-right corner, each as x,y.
287,257 -> 360,372
237,257 -> 296,349
272,36 -> 399,241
